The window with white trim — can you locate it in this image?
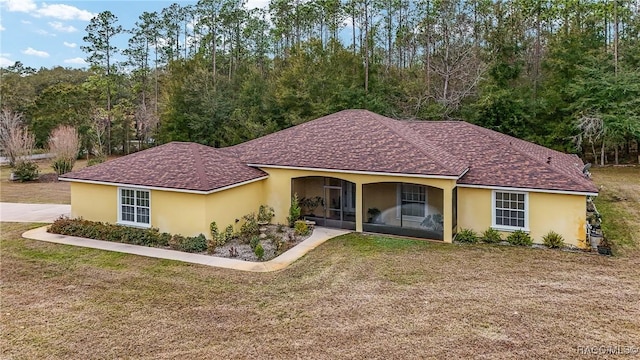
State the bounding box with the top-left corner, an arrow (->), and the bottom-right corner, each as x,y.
119,188 -> 150,226
493,191 -> 527,230
397,184 -> 427,219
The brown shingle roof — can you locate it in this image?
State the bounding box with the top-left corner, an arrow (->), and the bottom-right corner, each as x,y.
229,109 -> 468,177
60,142 -> 267,192
407,121 -> 598,193
62,110 -> 597,194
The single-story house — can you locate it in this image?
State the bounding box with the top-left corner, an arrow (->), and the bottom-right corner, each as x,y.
60,110 -> 598,248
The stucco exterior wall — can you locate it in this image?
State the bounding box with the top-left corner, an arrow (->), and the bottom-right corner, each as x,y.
529,192 -> 588,248
70,182 -> 117,223
151,190 -> 207,237
204,180 -> 265,234
456,187 -> 587,248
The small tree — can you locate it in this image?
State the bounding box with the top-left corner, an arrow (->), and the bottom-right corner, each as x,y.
0,108 -> 35,167
49,126 -> 80,175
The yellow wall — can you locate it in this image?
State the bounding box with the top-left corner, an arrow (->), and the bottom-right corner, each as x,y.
457,187 -> 587,248
70,182 -> 118,223
457,187 -> 492,234
151,190 -> 207,237
529,192 -> 587,248
205,180 -> 264,234
69,180 -> 265,238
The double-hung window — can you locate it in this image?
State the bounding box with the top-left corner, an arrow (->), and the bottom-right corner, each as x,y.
119,188 -> 150,227
397,184 -> 427,219
493,191 -> 527,231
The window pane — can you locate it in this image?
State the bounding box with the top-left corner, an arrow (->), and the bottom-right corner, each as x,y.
121,205 -> 135,222
496,192 -> 502,200
518,194 -> 524,202
517,220 -> 525,227
137,207 -> 150,224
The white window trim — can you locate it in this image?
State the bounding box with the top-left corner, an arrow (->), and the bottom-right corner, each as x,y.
491,190 -> 529,232
396,183 -> 428,222
117,187 -> 152,228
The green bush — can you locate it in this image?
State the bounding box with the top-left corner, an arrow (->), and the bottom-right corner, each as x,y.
294,220 -> 309,236
257,205 -> 275,224
455,228 -> 478,243
276,223 -> 285,233
240,213 -> 259,241
179,234 -> 207,253
52,158 -> 74,175
48,217 -> 171,247
542,231 -> 565,248
506,230 -> 533,246
254,243 -> 264,260
249,235 -> 260,250
13,161 -> 39,182
481,228 -> 503,243
287,193 -> 301,227
87,156 -> 106,166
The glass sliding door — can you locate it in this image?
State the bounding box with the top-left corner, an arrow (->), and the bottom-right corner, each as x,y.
324,186 -> 342,227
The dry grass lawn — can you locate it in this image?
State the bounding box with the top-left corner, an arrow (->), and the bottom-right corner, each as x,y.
0,159 -> 91,204
591,166 -> 640,254
2,222 -> 639,359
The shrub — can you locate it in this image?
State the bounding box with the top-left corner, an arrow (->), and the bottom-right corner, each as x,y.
455,228 -> 478,243
254,243 -> 264,260
287,193 -> 301,227
481,228 -> 503,243
49,125 -> 80,175
506,230 -> 533,246
169,234 -> 185,250
542,231 -> 565,248
222,225 -> 234,245
49,217 -> 174,249
249,235 -> 260,250
12,160 -> 39,181
276,223 -> 285,233
257,205 -> 275,224
294,220 -> 309,236
269,234 -> 285,253
210,221 -> 219,238
52,158 -> 74,175
179,234 -> 207,253
240,213 -> 259,240
87,156 -> 106,167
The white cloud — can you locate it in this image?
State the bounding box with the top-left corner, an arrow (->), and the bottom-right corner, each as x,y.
0,56 -> 14,67
63,41 -> 76,48
21,20 -> 32,24
63,57 -> 86,65
0,0 -> 37,12
49,21 -> 77,33
0,24 -> 4,31
22,47 -> 50,58
35,28 -> 55,36
36,4 -> 96,21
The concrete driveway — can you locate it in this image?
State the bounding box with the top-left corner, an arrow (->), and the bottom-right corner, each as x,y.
0,202 -> 70,223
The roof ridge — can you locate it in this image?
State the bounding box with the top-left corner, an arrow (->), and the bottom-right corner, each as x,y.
378,116 -> 465,175
189,143 -> 209,189
462,122 -> 587,185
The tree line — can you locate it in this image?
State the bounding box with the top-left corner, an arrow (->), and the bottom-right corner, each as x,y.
1,0 -> 639,165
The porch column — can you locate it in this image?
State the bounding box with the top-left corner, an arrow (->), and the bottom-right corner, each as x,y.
442,185 -> 453,243
355,182 -> 363,232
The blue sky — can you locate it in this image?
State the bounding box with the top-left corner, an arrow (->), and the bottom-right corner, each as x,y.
0,0 -> 269,69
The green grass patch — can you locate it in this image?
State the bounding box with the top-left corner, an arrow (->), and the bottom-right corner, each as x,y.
594,193 -> 636,251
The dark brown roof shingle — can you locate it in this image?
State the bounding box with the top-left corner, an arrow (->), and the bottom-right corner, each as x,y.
60,142 -> 267,192
61,110 -> 597,194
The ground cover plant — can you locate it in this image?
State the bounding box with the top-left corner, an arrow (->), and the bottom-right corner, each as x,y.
2,222 -> 639,359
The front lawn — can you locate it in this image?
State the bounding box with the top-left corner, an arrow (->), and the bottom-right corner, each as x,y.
2,222 -> 639,359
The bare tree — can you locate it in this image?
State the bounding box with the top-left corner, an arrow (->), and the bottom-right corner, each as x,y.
135,101 -> 159,149
0,108 -> 35,166
49,126 -> 80,175
574,114 -> 605,165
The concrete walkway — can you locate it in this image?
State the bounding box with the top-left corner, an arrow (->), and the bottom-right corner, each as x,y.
22,225 -> 350,272
0,202 -> 70,223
